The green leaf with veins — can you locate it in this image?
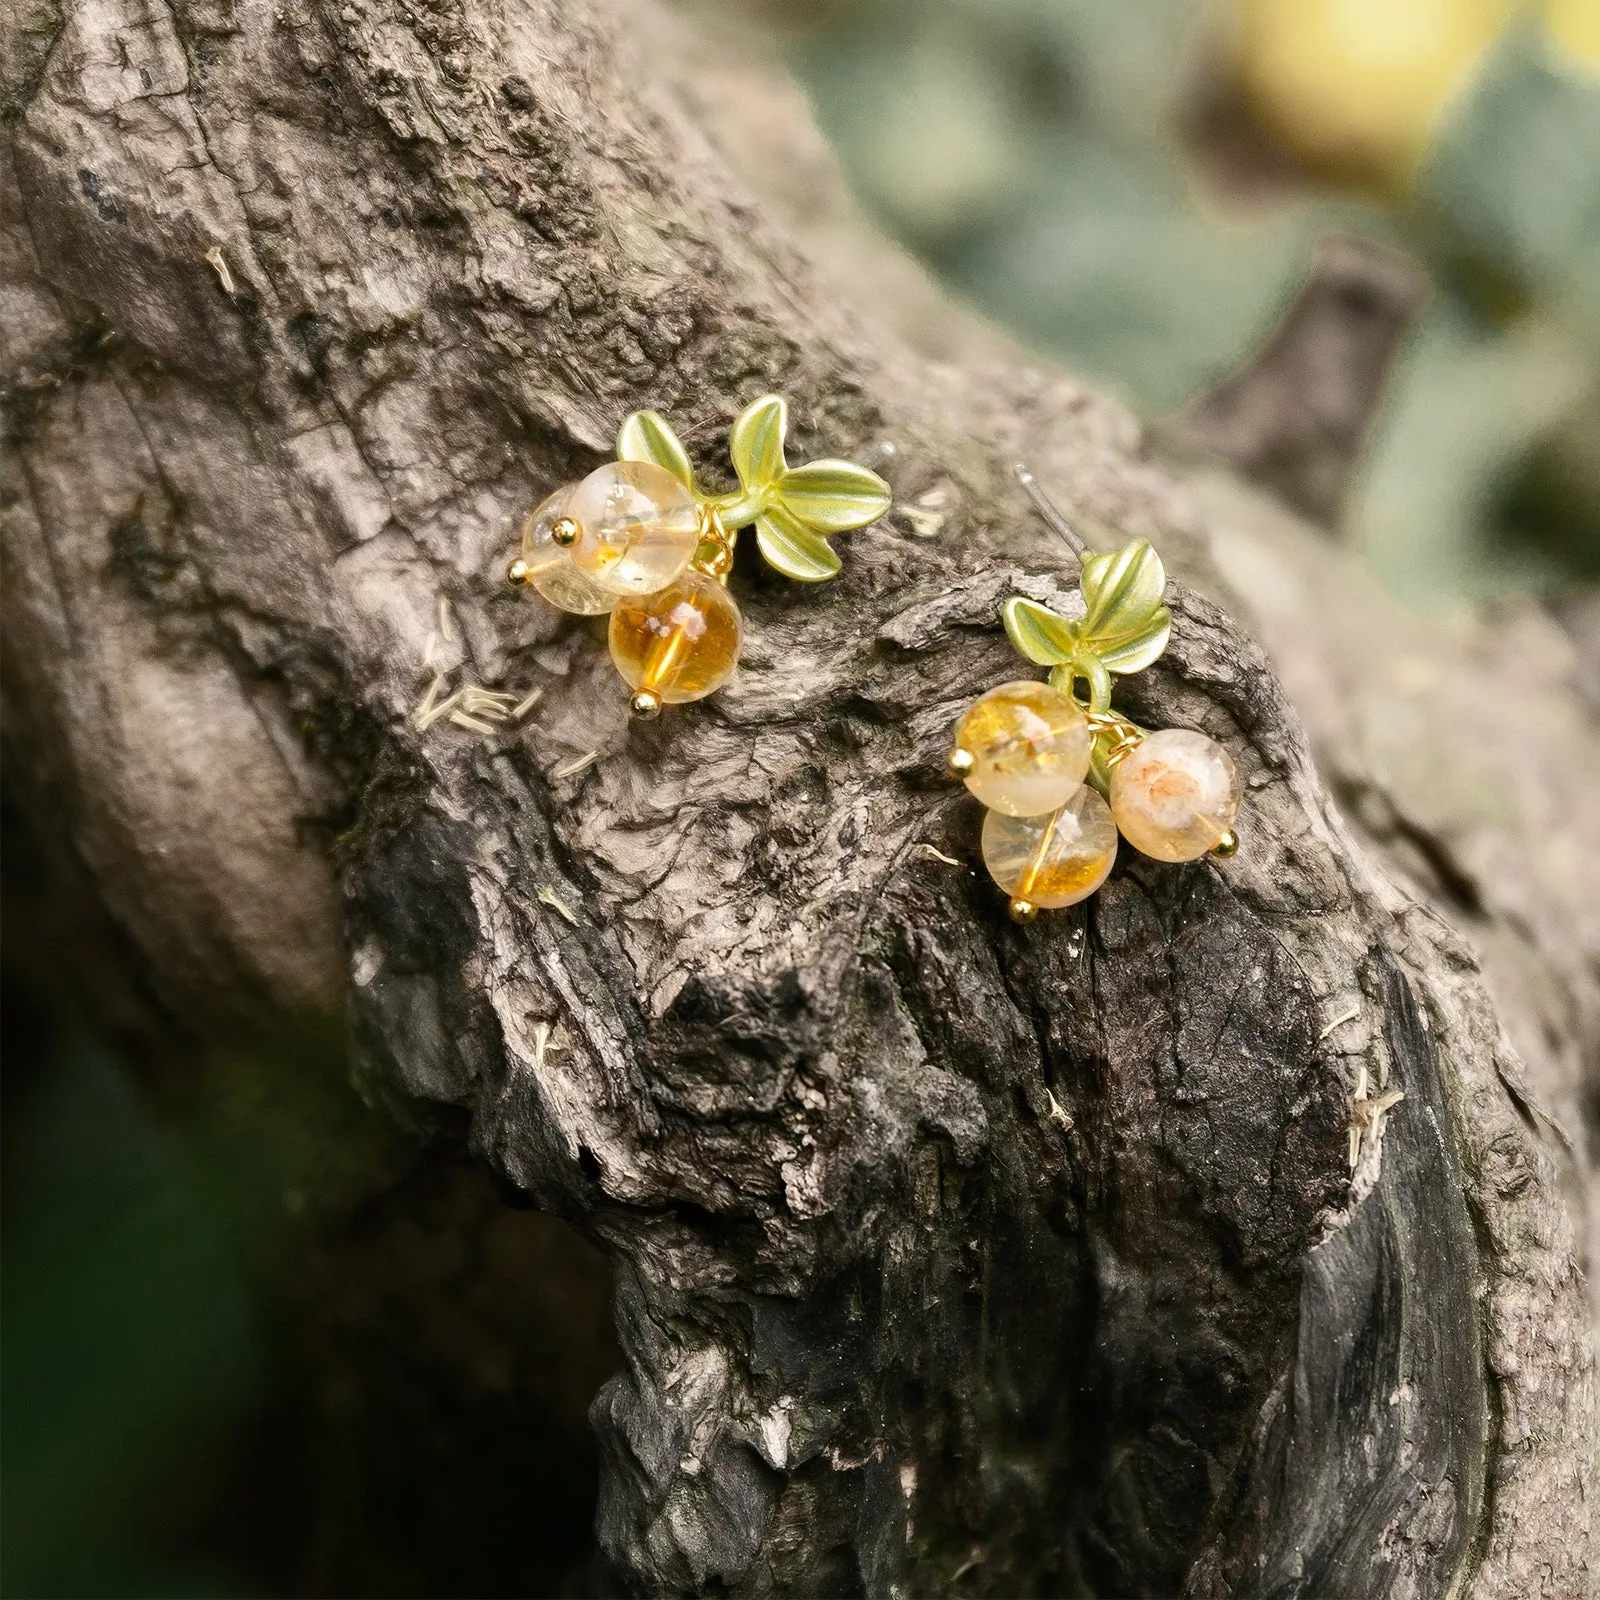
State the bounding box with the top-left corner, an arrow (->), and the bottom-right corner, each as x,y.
617,409 -> 696,492
730,395 -> 789,492
754,502 -> 843,582
1091,606 -> 1171,674
730,395 -> 891,580
1079,539 -> 1165,641
1003,596 -> 1080,664
1003,536 -> 1171,682
777,459 -> 893,533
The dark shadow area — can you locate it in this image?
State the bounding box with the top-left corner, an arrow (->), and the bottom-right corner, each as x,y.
2,789 -> 619,1598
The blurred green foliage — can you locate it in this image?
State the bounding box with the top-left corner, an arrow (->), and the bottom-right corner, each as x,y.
742,0 -> 1600,605
794,0 -> 1324,406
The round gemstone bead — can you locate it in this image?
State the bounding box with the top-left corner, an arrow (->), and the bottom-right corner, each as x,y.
981,787 -> 1118,909
608,570 -> 742,705
1110,728 -> 1240,862
951,680 -> 1092,817
566,461 -> 701,597
516,488 -> 617,615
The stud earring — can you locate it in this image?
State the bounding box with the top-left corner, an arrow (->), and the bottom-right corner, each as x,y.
507,396 -> 891,717
947,472 -> 1241,922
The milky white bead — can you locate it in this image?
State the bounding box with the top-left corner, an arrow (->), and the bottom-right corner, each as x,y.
1110,729 -> 1239,862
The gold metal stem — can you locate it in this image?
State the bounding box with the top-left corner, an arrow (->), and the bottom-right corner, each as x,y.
641,624 -> 690,696
1017,805 -> 1064,902
1085,710 -> 1143,768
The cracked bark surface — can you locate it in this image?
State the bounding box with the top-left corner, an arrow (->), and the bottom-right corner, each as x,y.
2,0 -> 1596,1594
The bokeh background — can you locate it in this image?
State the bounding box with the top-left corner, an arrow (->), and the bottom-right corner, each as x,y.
5,0 -> 1598,1593
747,0 -> 1600,604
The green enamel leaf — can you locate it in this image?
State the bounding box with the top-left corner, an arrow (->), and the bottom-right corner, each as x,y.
730,394 -> 788,492
1079,538 -> 1166,646
1003,597 -> 1081,665
1093,606 -> 1171,674
617,409 -> 695,491
776,459 -> 892,533
755,503 -> 840,582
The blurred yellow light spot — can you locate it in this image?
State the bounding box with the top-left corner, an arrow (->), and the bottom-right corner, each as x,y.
1543,0 -> 1600,68
1235,0 -> 1522,188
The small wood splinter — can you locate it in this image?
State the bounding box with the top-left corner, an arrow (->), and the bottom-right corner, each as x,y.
1348,1062 -> 1405,1169
538,886 -> 579,925
552,750 -> 600,780
412,602 -> 540,737
204,244 -> 236,295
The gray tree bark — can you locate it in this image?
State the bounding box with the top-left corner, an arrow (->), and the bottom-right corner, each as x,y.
3,0 -> 1596,1595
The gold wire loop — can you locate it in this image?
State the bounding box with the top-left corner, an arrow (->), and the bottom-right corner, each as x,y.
691,504 -> 736,582
1084,710 -> 1143,768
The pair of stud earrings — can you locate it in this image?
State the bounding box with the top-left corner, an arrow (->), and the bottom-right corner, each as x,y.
505,399 -> 1240,920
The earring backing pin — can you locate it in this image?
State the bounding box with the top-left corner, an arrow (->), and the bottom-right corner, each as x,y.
1014,464 -> 1088,557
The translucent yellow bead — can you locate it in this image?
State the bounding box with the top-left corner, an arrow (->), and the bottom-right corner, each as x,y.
514,488 -> 617,615
566,461 -> 701,597
951,680 -> 1092,817
1110,729 -> 1240,862
608,570 -> 742,705
981,787 -> 1118,909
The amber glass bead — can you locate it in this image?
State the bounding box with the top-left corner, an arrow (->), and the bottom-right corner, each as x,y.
566,461 -> 700,597
608,570 -> 742,705
981,787 -> 1118,909
1110,729 -> 1240,862
515,489 -> 617,615
952,680 -> 1092,817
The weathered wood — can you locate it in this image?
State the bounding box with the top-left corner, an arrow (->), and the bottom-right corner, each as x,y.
2,0 -> 1593,1594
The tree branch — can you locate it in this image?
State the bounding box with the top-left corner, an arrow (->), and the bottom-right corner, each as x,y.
1169,234 -> 1429,528
2,0 -> 1592,1593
